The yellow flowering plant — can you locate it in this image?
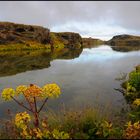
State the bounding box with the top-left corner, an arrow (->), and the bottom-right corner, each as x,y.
133,98 -> 140,106
1,88 -> 15,101
1,83 -> 61,127
14,111 -> 69,139
15,111 -> 31,130
124,121 -> 140,139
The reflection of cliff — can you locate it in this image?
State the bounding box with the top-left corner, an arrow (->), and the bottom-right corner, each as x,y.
0,48 -> 83,77
0,51 -> 51,77
51,48 -> 83,60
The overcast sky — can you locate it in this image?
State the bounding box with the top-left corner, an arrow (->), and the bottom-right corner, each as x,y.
0,1 -> 140,40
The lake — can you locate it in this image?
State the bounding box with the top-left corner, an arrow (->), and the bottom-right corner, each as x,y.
0,45 -> 140,118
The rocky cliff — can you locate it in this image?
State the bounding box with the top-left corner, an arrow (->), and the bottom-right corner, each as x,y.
50,32 -> 82,49
0,22 -> 83,51
0,22 -> 50,44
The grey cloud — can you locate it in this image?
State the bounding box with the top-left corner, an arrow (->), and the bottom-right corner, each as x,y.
0,1 -> 140,37
113,2 -> 140,30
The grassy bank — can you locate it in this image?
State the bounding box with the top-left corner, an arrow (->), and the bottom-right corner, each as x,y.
0,107 -> 125,139
0,42 -> 51,52
0,66 -> 139,139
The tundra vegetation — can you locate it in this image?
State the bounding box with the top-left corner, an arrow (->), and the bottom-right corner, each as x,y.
0,65 -> 140,139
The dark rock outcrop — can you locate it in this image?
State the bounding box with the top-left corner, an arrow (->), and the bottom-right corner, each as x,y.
0,22 -> 50,44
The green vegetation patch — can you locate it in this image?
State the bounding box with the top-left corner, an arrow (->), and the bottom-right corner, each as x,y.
50,32 -> 65,50
0,42 -> 51,52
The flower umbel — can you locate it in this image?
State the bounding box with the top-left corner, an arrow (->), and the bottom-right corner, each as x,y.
16,85 -> 28,95
24,84 -> 43,98
42,83 -> 61,98
15,111 -> 31,130
1,88 -> 15,101
133,98 -> 140,106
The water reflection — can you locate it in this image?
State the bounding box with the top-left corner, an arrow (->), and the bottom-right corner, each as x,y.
0,45 -> 139,118
73,45 -> 140,62
0,48 -> 83,77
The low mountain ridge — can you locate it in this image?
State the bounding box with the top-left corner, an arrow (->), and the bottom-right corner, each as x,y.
106,34 -> 140,51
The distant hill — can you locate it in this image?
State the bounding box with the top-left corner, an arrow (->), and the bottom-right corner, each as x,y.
106,34 -> 140,51
82,37 -> 104,48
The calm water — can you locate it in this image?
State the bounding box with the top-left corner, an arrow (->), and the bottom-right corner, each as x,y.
0,45 -> 140,117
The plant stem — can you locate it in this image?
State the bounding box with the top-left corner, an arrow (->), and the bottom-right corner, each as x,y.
114,88 -> 125,95
34,97 -> 38,113
34,97 -> 39,127
37,97 -> 48,113
23,93 -> 34,113
11,96 -> 32,112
